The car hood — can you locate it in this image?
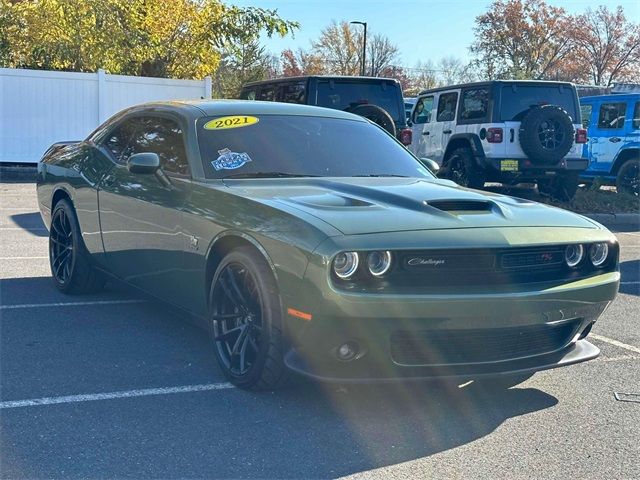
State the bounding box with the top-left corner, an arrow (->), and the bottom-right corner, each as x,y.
219,177 -> 598,235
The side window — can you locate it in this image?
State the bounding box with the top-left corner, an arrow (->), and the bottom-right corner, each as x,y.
580,104 -> 592,128
280,82 -> 306,104
597,102 -> 626,129
633,102 -> 640,130
102,119 -> 137,165
128,117 -> 190,176
436,92 -> 458,122
241,89 -> 256,100
257,86 -> 276,101
412,96 -> 433,124
460,88 -> 489,121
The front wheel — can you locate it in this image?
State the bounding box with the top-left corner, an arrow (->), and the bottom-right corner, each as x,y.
208,247 -> 289,390
49,199 -> 105,294
444,147 -> 485,189
616,159 -> 639,196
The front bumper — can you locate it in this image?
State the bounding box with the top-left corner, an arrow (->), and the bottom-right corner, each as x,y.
282,271 -> 618,382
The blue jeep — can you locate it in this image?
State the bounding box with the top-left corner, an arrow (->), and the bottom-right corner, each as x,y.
580,93 -> 640,196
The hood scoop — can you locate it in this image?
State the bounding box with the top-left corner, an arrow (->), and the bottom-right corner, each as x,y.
427,199 -> 495,213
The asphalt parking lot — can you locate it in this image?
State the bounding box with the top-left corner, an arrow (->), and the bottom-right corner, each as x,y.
1,178 -> 639,480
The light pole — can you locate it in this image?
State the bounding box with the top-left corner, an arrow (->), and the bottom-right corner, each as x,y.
350,21 -> 367,76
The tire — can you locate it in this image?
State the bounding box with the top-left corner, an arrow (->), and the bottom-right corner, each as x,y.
444,147 -> 485,189
616,158 -> 640,196
347,104 -> 397,137
208,246 -> 289,390
538,171 -> 579,201
49,198 -> 106,294
519,105 -> 575,164
474,373 -> 534,390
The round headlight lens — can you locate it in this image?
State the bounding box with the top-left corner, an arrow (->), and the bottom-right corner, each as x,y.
589,242 -> 609,267
367,251 -> 392,277
333,252 -> 359,279
565,244 -> 584,267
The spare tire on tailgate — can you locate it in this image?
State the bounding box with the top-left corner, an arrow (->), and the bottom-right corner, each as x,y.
347,104 -> 397,137
519,105 -> 574,164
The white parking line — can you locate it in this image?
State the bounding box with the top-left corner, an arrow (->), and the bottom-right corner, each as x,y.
590,334 -> 640,355
0,383 -> 235,409
0,299 -> 146,310
0,256 -> 48,260
0,227 -> 47,232
620,281 -> 640,285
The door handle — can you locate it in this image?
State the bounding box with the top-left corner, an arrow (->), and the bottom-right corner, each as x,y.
443,129 -> 452,134
422,131 -> 430,136
609,137 -> 621,143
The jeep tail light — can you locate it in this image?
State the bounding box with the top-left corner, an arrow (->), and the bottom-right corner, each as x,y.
399,128 -> 412,146
487,127 -> 503,143
575,128 -> 588,144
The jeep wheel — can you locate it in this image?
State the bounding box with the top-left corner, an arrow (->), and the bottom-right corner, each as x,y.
445,147 -> 485,189
519,105 -> 575,164
616,159 -> 639,196
538,172 -> 579,201
347,104 -> 397,137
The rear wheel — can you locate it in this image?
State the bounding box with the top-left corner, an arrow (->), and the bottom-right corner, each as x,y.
616,159 -> 639,196
538,172 -> 579,201
49,199 -> 105,294
445,147 -> 485,189
208,247 -> 289,390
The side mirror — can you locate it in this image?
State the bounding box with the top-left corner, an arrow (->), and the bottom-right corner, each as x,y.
420,157 -> 440,174
127,153 -> 160,174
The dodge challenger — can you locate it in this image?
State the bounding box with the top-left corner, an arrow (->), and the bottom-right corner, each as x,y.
36,100 -> 619,390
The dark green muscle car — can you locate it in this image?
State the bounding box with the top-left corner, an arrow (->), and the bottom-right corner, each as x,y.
36,100 -> 619,390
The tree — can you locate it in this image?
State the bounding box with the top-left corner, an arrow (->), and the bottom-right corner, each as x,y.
571,6 -> 640,86
280,48 -> 325,77
367,33 -> 399,76
0,0 -> 298,80
213,38 -> 275,98
470,0 -> 573,80
312,20 -> 361,76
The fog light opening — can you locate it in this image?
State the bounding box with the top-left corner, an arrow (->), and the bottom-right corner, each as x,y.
578,322 -> 594,340
336,341 -> 360,361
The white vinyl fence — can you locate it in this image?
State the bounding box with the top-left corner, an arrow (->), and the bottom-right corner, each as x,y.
0,68 -> 212,164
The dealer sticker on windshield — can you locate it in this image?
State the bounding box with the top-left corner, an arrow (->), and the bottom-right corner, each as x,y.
501,160 -> 519,172
212,148 -> 252,171
204,115 -> 259,130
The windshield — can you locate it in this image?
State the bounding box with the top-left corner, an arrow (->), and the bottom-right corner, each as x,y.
197,115 -> 432,179
315,81 -> 403,123
500,85 -> 579,121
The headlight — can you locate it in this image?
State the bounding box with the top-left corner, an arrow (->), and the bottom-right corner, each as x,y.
565,244 -> 584,267
589,242 -> 609,267
333,252 -> 359,279
367,251 -> 392,277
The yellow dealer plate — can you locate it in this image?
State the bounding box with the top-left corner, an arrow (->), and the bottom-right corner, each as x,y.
501,160 -> 519,172
204,116 -> 259,130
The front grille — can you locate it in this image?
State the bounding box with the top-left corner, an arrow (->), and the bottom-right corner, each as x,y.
390,320 -> 581,365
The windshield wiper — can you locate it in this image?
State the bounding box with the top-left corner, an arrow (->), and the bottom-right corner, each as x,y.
222,172 -> 320,179
351,174 -> 409,178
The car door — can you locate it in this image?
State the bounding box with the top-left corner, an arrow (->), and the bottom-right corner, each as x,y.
409,95 -> 434,158
433,91 -> 459,162
97,114 -> 192,303
590,101 -> 627,174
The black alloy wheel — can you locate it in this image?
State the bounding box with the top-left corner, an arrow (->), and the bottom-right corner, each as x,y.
616,159 -> 639,197
445,147 -> 485,189
48,198 -> 105,294
537,119 -> 565,150
209,247 -> 288,389
50,205 -> 74,284
211,262 -> 264,376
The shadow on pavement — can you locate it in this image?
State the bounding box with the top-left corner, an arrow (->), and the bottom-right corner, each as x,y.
619,259 -> 639,296
8,212 -> 47,236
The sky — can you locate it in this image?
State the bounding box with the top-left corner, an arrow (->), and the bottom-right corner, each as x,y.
230,0 -> 640,68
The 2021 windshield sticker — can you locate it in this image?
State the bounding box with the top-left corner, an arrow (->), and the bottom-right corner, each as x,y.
204,116 -> 259,130
212,148 -> 252,171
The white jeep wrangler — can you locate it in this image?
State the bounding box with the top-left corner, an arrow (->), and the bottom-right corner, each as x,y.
408,80 -> 588,200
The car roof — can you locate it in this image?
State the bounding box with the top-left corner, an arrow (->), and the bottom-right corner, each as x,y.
242,75 -> 401,88
580,93 -> 640,102
418,80 -> 576,96
123,99 -> 368,122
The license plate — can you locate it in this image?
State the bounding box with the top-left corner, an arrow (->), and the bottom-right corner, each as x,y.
501,160 -> 519,172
